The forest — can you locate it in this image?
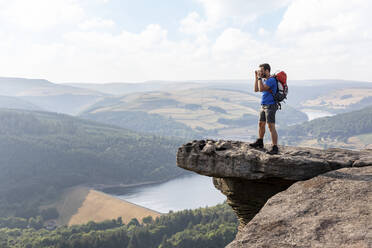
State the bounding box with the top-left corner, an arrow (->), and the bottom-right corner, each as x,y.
0,109 -> 190,219
279,105 -> 372,144
0,202 -> 238,248
81,110 -> 208,139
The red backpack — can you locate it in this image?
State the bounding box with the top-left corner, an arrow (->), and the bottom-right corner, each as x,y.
270,71 -> 288,109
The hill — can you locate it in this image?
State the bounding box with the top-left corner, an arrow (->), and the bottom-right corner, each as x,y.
40,186 -> 161,227
67,189 -> 161,226
0,95 -> 43,111
3,77 -> 372,116
65,81 -> 205,95
80,88 -> 307,139
301,87 -> 372,113
279,105 -> 372,149
203,79 -> 372,114
0,77 -> 107,115
81,110 -> 204,139
3,77 -> 372,120
0,108 -> 188,219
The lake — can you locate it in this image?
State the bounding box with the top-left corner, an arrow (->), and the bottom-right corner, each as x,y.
302,109 -> 334,121
112,174 -> 226,213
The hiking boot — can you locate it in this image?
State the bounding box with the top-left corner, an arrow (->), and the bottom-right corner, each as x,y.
249,138 -> 264,149
266,145 -> 279,155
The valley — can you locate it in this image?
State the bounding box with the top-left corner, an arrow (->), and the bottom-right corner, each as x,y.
0,77 -> 371,247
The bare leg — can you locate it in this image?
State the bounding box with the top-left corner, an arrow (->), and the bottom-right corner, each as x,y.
259,121 -> 266,139
267,123 -> 278,146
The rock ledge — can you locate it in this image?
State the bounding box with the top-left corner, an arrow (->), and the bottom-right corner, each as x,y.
176,139 -> 372,236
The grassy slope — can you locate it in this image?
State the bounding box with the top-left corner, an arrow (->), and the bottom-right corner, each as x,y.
42,186 -> 161,226
68,189 -> 161,226
301,87 -> 372,113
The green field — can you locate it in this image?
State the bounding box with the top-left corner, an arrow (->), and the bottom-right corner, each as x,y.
81,88 -> 308,138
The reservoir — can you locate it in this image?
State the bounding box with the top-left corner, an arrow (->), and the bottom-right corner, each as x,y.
302,109 -> 334,121
112,174 -> 226,213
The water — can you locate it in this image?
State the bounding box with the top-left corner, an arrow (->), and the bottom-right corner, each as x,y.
113,174 -> 226,213
302,110 -> 334,121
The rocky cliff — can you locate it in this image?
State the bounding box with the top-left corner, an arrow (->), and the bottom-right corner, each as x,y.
176,139 -> 372,247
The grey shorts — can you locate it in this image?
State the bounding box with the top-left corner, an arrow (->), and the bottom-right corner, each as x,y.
259,104 -> 278,123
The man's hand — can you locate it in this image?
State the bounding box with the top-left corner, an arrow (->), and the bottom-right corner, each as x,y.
254,70 -> 262,78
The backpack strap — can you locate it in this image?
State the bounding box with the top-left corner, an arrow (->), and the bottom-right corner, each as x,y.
268,77 -> 280,109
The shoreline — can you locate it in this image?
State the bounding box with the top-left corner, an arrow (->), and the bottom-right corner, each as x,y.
87,171 -> 190,193
92,189 -> 164,215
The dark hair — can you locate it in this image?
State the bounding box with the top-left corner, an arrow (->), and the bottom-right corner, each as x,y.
259,63 -> 271,72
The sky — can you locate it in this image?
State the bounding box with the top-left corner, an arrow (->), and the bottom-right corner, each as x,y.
0,0 -> 371,84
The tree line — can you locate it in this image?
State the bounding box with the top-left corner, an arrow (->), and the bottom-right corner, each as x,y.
0,202 -> 238,248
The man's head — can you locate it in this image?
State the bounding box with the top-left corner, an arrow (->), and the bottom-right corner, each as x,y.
259,63 -> 271,78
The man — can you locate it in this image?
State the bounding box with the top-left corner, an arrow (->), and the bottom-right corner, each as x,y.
249,63 -> 279,155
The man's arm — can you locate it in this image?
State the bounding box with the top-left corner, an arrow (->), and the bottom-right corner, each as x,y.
254,71 -> 259,92
258,78 -> 271,92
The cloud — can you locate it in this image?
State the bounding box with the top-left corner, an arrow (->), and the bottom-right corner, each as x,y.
0,0 -> 85,31
275,0 -> 372,79
179,12 -> 211,35
180,0 -> 292,35
196,0 -> 292,24
78,18 -> 115,30
278,0 -> 371,42
0,0 -> 371,83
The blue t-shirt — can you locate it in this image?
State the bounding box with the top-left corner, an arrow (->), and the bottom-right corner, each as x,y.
261,77 -> 277,105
